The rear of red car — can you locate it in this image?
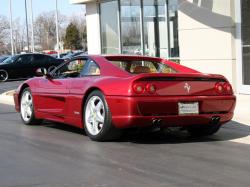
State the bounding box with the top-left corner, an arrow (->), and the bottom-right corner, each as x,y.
103,56 -> 236,129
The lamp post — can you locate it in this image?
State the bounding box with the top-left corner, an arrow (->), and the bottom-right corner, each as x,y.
30,0 -> 35,52
9,0 -> 14,55
25,0 -> 29,52
55,0 -> 60,58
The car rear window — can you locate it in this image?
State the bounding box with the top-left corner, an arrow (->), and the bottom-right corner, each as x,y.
108,60 -> 177,74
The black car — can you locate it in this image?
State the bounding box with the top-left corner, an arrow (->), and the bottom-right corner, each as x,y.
0,53 -> 64,82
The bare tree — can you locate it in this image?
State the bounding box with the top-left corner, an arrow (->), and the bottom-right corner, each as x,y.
0,15 -> 10,54
34,11 -> 66,51
12,18 -> 26,53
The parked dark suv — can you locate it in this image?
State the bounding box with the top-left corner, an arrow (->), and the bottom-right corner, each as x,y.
0,53 -> 64,82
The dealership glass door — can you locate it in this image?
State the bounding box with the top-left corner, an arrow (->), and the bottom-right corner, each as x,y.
100,0 -> 179,58
241,0 -> 250,87
120,0 -> 141,54
100,0 -> 120,54
143,0 -> 168,57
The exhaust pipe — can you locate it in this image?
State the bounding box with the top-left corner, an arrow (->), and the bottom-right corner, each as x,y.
152,119 -> 163,126
210,116 -> 220,125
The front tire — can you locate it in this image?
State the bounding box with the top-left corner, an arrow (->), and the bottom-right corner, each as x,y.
20,88 -> 42,125
187,124 -> 221,137
0,69 -> 8,82
84,90 -> 121,141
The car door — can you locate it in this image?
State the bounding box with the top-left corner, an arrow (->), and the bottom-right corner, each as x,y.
13,54 -> 34,78
66,59 -> 100,126
35,58 -> 87,121
33,54 -> 46,69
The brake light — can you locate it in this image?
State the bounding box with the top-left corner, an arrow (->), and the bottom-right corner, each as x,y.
215,82 -> 233,94
146,84 -> 156,94
133,83 -> 145,94
223,82 -> 233,94
215,82 -> 224,94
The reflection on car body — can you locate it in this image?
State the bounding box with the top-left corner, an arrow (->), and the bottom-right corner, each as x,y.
14,55 -> 236,141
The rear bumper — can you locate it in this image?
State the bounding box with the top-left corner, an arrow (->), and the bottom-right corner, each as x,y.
106,95 -> 236,128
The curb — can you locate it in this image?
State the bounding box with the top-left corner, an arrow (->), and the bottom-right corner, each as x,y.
0,90 -> 15,105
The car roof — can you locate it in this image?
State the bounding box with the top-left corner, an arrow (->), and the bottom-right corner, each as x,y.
75,54 -> 163,61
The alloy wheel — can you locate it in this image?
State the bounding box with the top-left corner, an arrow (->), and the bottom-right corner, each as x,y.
21,91 -> 33,122
85,96 -> 105,136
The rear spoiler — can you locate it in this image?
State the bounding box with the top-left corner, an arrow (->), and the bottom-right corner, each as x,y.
132,73 -> 228,82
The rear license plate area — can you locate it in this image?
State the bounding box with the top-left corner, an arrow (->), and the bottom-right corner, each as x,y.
178,102 -> 199,115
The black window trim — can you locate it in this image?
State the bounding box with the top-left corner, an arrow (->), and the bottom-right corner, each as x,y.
50,56 -> 97,79
80,59 -> 101,77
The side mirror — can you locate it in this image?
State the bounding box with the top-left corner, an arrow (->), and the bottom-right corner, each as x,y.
36,68 -> 52,79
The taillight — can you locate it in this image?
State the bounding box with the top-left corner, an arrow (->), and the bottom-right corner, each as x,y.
215,82 -> 233,94
132,83 -> 157,94
146,84 -> 156,94
223,82 -> 233,94
215,82 -> 224,94
133,83 -> 145,94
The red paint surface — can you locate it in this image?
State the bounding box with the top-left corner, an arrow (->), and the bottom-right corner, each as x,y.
14,55 -> 236,129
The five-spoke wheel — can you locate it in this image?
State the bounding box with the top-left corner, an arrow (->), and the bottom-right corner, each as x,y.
84,90 -> 121,141
85,96 -> 105,136
20,88 -> 42,125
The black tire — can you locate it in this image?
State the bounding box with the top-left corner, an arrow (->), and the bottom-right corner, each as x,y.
187,124 -> 221,137
0,69 -> 8,82
83,90 -> 121,141
20,88 -> 42,125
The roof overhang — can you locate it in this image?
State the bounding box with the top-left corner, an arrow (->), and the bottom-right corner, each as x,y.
70,0 -> 96,4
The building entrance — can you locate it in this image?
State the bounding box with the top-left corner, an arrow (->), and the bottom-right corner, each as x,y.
241,0 -> 250,87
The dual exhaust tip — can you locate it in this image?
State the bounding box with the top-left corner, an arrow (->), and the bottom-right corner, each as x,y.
152,119 -> 162,126
210,116 -> 221,125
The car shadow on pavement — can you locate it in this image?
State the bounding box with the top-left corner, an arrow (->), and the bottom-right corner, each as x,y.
43,121 -> 85,136
118,121 -> 250,144
42,120 -> 250,144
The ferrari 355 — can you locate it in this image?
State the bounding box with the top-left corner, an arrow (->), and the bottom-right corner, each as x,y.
14,55 -> 236,141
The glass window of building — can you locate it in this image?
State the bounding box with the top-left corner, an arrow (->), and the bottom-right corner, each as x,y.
100,0 -> 120,54
99,0 -> 179,59
168,0 -> 179,58
143,0 -> 168,58
120,0 -> 141,55
241,0 -> 250,85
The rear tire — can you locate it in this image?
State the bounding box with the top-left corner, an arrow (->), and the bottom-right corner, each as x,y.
84,90 -> 121,141
20,88 -> 42,125
0,69 -> 8,82
187,124 -> 221,137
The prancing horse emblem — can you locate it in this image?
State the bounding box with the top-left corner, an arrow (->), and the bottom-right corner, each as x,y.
184,83 -> 191,93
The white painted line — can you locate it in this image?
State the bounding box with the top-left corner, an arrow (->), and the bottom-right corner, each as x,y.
230,135 -> 250,145
0,94 -> 14,105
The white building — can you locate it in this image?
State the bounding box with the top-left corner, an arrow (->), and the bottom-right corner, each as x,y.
70,0 -> 250,94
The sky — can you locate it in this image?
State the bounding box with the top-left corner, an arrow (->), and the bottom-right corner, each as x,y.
0,0 -> 85,21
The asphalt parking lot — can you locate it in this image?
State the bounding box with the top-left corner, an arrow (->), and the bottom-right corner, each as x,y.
0,81 -> 250,187
0,80 -> 23,94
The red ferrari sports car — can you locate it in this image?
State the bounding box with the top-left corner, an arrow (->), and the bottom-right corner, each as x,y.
14,55 -> 236,141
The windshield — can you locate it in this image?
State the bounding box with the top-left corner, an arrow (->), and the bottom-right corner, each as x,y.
0,56 -> 8,63
2,55 -> 19,64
